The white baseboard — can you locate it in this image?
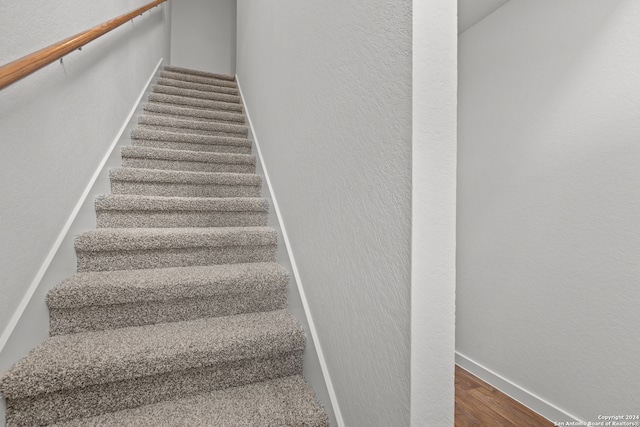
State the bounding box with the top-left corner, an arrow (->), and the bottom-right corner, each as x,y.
455,351 -> 583,424
0,58 -> 164,370
236,75 -> 344,427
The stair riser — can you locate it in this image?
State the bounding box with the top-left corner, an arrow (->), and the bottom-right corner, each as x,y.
148,93 -> 244,113
153,85 -> 241,104
96,211 -> 268,228
6,353 -> 302,427
76,245 -> 276,272
132,140 -> 252,154
111,182 -> 260,198
157,78 -> 240,96
138,124 -> 248,139
121,158 -> 256,174
50,290 -> 287,335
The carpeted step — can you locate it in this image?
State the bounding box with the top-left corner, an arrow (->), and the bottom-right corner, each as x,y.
47,262 -> 288,334
51,375 -> 328,427
110,168 -> 261,198
95,194 -> 269,228
160,70 -> 238,88
153,84 -> 241,105
0,310 -> 304,426
138,114 -> 248,138
143,101 -> 246,124
131,128 -> 252,154
157,77 -> 240,96
74,226 -> 277,272
121,146 -> 256,173
148,92 -> 244,113
164,66 -> 236,82
0,64 -> 329,427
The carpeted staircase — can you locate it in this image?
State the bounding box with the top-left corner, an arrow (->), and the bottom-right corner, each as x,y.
0,66 -> 329,427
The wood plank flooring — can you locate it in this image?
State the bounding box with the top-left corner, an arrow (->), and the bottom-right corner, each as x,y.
455,365 -> 555,427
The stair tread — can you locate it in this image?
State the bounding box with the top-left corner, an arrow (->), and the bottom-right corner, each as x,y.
139,114 -> 248,134
110,167 -> 261,186
157,77 -> 240,95
163,66 -> 235,82
51,375 -> 327,427
75,226 -> 277,252
95,194 -> 268,212
121,146 -> 255,165
159,71 -> 236,89
148,92 -> 244,112
48,262 -> 287,308
153,84 -> 241,104
155,81 -> 238,98
0,309 -> 303,399
131,128 -> 251,147
144,101 -> 245,123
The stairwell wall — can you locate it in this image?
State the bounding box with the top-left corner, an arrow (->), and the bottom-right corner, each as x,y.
236,2 -> 412,425
0,0 -> 171,375
170,0 -> 236,75
458,0 -> 640,422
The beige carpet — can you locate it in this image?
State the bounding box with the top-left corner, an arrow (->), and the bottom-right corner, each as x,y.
0,65 -> 328,427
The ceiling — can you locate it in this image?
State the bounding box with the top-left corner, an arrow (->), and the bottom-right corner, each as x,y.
458,0 -> 511,34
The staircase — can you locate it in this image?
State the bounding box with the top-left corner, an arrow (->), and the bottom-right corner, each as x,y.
0,66 -> 328,427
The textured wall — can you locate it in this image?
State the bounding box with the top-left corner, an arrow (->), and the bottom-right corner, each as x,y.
411,1 -> 457,425
0,0 -> 171,357
458,0 -> 640,421
236,1 -> 412,425
170,0 -> 236,74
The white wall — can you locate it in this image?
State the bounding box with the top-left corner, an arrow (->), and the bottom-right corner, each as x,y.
412,1 -> 457,426
0,0 -> 171,369
170,0 -> 236,74
236,1 -> 412,425
458,0 -> 640,422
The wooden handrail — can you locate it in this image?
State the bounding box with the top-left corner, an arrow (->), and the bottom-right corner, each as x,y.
0,0 -> 167,91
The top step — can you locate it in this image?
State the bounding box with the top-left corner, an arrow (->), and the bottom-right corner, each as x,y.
164,66 -> 235,82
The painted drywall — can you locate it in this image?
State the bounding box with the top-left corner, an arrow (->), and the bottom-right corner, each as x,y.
457,0 -> 510,34
236,1 -> 412,425
237,83 -> 340,425
458,0 -> 640,422
411,1 -> 457,426
170,0 -> 236,74
0,0 -> 171,373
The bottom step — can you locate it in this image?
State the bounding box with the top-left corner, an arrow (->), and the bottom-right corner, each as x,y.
52,375 -> 328,427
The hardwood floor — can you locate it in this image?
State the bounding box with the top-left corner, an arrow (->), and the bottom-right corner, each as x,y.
455,365 -> 555,427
